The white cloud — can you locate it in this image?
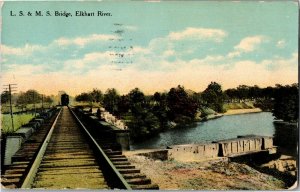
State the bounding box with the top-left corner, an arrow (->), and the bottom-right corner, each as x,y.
128,46 -> 151,55
2,52 -> 297,96
124,25 -> 138,31
227,50 -> 241,58
1,44 -> 44,56
162,50 -> 175,57
2,30 -> 297,96
54,34 -> 118,47
63,51 -> 113,70
168,27 -> 227,42
226,35 -> 268,59
263,52 -> 297,71
276,39 -> 286,48
234,35 -> 267,52
1,33 -> 117,57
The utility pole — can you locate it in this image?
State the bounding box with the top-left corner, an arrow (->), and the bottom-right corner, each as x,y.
3,84 -> 17,132
33,92 -> 36,117
41,94 -> 44,112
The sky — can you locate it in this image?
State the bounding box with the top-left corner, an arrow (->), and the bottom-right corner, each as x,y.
1,1 -> 298,96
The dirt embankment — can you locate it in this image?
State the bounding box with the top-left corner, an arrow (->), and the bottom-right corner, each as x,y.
125,153 -> 287,190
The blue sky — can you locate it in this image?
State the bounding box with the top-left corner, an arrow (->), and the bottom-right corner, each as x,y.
1,1 -> 298,96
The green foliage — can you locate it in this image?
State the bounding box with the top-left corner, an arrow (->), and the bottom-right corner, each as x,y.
17,90 -> 42,105
272,84 -> 298,122
116,95 -> 130,116
75,89 -> 103,103
253,99 -> 273,111
1,91 -> 10,104
224,85 -> 266,102
103,88 -> 120,115
152,92 -> 169,129
128,88 -> 146,114
199,107 -> 216,118
167,85 -> 198,121
1,90 -> 54,113
173,114 -> 192,124
127,110 -> 160,140
90,89 -> 103,103
223,102 -> 255,110
125,88 -> 161,140
202,82 -> 225,113
73,82 -> 299,142
129,88 -> 145,104
75,92 -> 93,102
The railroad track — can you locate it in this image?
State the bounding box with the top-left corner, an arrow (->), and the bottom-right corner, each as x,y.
73,108 -> 159,190
30,107 -> 112,189
1,109 -> 60,189
1,107 -> 158,189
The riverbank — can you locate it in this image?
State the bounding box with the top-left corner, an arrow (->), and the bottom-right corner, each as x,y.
223,108 -> 262,116
202,108 -> 262,121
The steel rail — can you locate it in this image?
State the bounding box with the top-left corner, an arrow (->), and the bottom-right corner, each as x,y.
21,107 -> 62,189
69,107 -> 132,190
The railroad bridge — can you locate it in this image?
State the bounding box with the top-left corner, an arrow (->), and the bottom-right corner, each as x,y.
1,106 -> 278,189
1,107 -> 158,189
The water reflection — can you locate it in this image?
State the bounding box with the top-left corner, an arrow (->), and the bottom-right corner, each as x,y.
131,112 -> 277,150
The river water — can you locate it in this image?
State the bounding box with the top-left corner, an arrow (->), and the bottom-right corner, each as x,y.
131,112 -> 288,150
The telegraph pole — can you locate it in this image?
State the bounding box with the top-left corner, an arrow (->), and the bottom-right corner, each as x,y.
41,94 -> 44,112
33,92 -> 36,117
3,84 -> 17,132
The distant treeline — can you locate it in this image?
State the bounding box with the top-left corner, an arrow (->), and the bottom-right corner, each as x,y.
1,89 -> 54,112
75,83 -> 298,141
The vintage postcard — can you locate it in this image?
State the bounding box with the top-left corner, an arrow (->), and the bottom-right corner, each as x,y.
1,0 -> 298,190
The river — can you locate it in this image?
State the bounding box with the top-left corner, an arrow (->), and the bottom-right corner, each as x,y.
131,112 -> 285,150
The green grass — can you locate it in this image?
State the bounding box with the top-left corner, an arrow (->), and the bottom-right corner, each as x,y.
223,102 -> 255,111
199,107 -> 217,118
1,114 -> 35,133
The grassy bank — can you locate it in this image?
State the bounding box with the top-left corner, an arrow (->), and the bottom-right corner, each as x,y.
223,108 -> 262,116
1,114 -> 35,133
223,102 -> 255,111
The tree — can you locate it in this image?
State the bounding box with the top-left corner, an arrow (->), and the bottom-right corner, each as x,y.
44,96 -> 54,103
90,88 -> 103,103
75,92 -> 93,102
16,90 -> 41,105
152,92 -> 169,129
167,85 -> 198,121
127,106 -> 160,140
202,82 -> 225,113
24,90 -> 42,104
1,91 -> 10,104
262,86 -> 274,99
125,88 -> 161,140
116,95 -> 130,116
248,85 -> 261,100
128,88 -> 146,114
272,84 -> 298,122
103,88 -> 120,115
236,85 -> 250,102
15,90 -> 42,112
224,88 -> 238,103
